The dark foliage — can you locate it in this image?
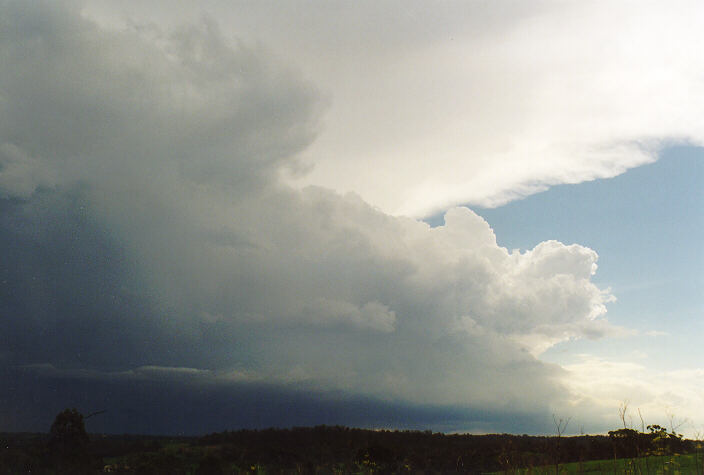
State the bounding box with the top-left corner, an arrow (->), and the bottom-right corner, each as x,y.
0,418 -> 697,473
192,425 -> 694,473
48,408 -> 93,473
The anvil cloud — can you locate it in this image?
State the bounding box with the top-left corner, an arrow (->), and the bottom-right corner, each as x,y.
2,1 -> 695,434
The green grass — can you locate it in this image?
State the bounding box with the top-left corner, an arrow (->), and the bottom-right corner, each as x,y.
487,452 -> 704,474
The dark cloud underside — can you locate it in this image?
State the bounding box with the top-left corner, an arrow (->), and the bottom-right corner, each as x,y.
0,1 -> 616,434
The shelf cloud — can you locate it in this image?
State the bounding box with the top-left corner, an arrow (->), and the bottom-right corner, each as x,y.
0,1 -> 668,433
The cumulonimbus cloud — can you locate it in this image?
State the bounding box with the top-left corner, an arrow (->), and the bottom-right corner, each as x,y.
0,2 -> 620,429
257,0 -> 702,216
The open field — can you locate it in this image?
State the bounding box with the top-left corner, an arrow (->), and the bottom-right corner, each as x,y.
489,453 -> 704,474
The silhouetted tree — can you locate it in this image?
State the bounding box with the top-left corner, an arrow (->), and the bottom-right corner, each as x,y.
48,408 -> 91,473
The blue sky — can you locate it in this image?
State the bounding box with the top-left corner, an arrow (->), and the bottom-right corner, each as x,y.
473,145 -> 703,369
1,1 -> 703,436
422,145 -> 704,376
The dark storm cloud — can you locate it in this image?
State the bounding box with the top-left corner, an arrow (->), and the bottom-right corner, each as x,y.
0,365 -> 558,436
0,189 -> 179,370
0,1 -> 617,434
0,188 -> 270,373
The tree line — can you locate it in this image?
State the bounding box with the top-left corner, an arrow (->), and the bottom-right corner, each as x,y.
0,408 -> 697,473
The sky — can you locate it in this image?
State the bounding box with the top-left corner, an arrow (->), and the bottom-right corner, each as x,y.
0,0 -> 702,436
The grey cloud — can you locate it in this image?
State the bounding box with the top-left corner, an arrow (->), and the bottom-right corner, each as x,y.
0,1 -> 322,198
80,1 -> 704,217
0,189 -> 201,371
1,364 -> 563,435
0,2 -> 616,433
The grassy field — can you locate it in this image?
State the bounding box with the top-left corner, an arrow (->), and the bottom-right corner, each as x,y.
489,452 -> 704,474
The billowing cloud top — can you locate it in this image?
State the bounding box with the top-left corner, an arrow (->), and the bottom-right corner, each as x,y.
0,1 -> 632,433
